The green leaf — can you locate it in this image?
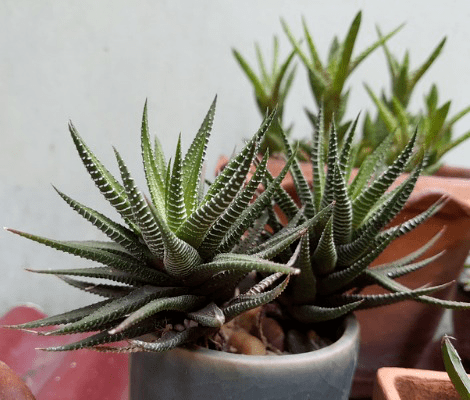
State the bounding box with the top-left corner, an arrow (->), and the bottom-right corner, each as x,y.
53,187 -> 148,261
197,252 -> 300,278
130,326 -> 214,353
332,11 -> 361,93
348,131 -> 393,200
289,236 -> 316,304
25,266 -> 175,286
320,120 -> 339,210
364,84 -> 398,134
338,113 -> 359,180
351,129 -> 416,227
199,153 -> 269,258
374,228 -> 445,272
177,139 -> 257,249
410,37 -> 446,93
187,302 -> 226,328
141,101 -> 166,217
289,301 -> 362,323
166,134 -> 187,232
216,150 -> 296,254
233,49 -> 268,103
42,318 -> 160,351
311,108 -> 326,211
182,97 -> 215,215
58,276 -> 135,298
109,295 -> 206,334
6,228 -> 149,274
254,205 -> 333,260
223,274 -> 290,321
312,216 -> 337,275
340,283 -> 450,309
350,22 -> 404,74
115,149 -> 165,258
279,128 -> 315,218
47,286 -> 185,335
68,122 -> 138,232
5,299 -> 114,329
442,336 -> 470,400
332,164 -> 352,245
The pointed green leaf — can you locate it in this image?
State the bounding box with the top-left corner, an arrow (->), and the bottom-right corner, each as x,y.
141,101 -> 166,217
109,295 -> 205,334
312,216 -> 337,275
54,187 -> 148,260
352,129 -> 417,228
216,150 -> 296,254
115,149 -> 164,257
289,301 -> 362,323
47,286 -> 186,335
332,164 -> 352,245
166,135 -> 187,232
410,37 -> 446,92
223,275 -> 290,321
332,11 -> 361,93
58,276 -> 135,298
198,153 -> 268,258
68,122 -> 138,231
6,299 -> 113,329
442,336 -> 470,399
182,97 -> 215,215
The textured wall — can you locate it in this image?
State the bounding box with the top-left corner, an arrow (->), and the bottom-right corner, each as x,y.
2,0 -> 470,314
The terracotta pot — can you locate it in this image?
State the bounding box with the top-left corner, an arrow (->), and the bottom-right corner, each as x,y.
130,315 -> 360,400
0,361 -> 35,400
372,367 -> 463,400
216,156 -> 470,399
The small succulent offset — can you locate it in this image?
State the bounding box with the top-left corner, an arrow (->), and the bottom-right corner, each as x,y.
263,112 -> 470,327
5,98 -> 309,353
238,12 -> 470,174
233,38 -> 299,157
363,34 -> 470,172
442,336 -> 470,399
281,11 -> 402,144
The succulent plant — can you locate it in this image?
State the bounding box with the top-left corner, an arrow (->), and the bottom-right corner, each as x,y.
281,11 -> 402,143
361,29 -> 470,172
260,111 -> 470,326
442,335 -> 470,399
5,98 -> 311,353
233,37 -> 297,156
238,12 -> 470,174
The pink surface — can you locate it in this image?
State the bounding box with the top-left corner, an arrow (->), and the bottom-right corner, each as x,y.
0,305 -> 129,400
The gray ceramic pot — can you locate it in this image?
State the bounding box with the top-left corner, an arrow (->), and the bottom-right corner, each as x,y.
130,314 -> 360,400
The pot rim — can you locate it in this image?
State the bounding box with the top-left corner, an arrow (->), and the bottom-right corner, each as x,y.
162,313 -> 359,367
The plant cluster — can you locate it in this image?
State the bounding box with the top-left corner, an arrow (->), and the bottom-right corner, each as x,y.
235,11 -> 470,173
6,100 -> 470,354
258,114 -> 469,330
6,99 -> 309,352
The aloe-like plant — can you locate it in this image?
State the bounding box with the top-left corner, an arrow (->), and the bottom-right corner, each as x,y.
260,112 -> 470,328
5,98 -> 311,353
362,30 -> 470,172
364,81 -> 470,173
281,11 -> 402,143
237,12 -> 470,174
233,37 -> 297,156
442,335 -> 470,399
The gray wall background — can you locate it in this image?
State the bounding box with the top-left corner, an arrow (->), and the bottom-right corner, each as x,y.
2,0 -> 470,315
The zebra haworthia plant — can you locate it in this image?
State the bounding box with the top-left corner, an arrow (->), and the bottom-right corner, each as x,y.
5,97 -> 309,353
265,111 -> 470,325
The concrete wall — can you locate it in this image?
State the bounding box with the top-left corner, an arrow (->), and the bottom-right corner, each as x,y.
2,0 -> 470,314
